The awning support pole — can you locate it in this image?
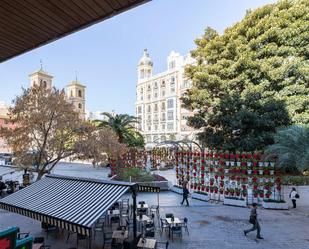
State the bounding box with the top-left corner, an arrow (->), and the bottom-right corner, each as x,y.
132,185 -> 137,239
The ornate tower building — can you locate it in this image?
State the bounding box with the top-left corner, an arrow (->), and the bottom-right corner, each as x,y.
66,79 -> 86,120
138,49 -> 153,83
29,68 -> 53,89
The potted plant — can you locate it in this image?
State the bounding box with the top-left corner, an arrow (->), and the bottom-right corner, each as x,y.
214,186 -> 219,194
262,198 -> 288,210
192,190 -> 209,202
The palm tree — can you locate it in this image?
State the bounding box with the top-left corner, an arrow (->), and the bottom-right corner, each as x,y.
95,113 -> 144,147
265,125 -> 309,173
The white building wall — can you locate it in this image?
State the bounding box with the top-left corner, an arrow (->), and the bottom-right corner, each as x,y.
135,50 -> 196,146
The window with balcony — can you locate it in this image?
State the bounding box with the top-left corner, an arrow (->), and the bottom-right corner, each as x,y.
170,77 -> 175,93
161,124 -> 165,130
167,123 -> 174,130
140,88 -> 144,101
161,113 -> 166,121
167,110 -> 173,120
161,80 -> 166,88
154,114 -> 158,123
137,106 -> 142,114
154,82 -> 158,90
147,105 -> 151,113
167,99 -> 174,109
161,102 -> 166,111
154,104 -> 158,112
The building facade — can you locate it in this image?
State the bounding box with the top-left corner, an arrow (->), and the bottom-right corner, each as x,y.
135,49 -> 196,146
30,68 -> 86,120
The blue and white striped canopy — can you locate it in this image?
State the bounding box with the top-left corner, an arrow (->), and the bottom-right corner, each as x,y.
0,174 -> 134,236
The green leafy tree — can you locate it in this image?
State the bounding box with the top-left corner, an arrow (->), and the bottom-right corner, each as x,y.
265,125 -> 309,173
95,113 -> 144,148
183,0 -> 309,151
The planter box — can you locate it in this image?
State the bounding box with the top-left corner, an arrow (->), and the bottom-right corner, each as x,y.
192,192 -> 209,202
170,185 -> 183,195
262,201 -> 289,210
223,198 -> 247,207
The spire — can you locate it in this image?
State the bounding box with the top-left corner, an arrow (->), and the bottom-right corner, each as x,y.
40,59 -> 43,70
138,48 -> 153,67
75,70 -> 78,82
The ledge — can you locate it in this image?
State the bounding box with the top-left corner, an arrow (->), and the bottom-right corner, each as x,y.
223,198 -> 247,207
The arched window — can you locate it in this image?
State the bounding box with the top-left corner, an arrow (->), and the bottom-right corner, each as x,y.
78,103 -> 82,109
43,81 -> 47,88
78,90 -> 82,98
70,91 -> 73,97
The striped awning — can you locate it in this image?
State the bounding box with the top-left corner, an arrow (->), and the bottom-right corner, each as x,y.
0,174 -> 135,236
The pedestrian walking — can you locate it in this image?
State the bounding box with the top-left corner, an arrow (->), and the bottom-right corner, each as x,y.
289,187 -> 299,208
180,181 -> 190,206
244,203 -> 263,239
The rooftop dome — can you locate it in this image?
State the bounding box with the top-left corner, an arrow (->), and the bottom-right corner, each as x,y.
138,49 -> 153,67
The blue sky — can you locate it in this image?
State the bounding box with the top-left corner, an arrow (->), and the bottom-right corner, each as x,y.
0,0 -> 277,114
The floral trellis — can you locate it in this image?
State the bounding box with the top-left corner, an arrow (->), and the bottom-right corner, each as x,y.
150,148 -> 175,168
110,149 -> 147,175
175,151 -> 282,201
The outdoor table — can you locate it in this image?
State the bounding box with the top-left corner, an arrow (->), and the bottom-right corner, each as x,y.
136,215 -> 151,222
137,204 -> 149,209
137,238 -> 156,249
165,217 -> 181,225
32,243 -> 43,249
112,230 -> 128,243
166,217 -> 182,237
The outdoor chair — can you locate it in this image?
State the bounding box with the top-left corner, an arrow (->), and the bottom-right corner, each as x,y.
165,213 -> 173,218
160,218 -> 169,235
150,205 -> 159,216
156,241 -> 169,249
145,223 -> 155,237
171,225 -> 182,241
180,217 -> 189,235
103,231 -> 113,249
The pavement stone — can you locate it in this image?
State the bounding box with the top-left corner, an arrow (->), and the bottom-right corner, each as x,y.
1,164 -> 309,249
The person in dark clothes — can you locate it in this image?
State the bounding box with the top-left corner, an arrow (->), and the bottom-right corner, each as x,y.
244,203 -> 263,239
180,181 -> 190,206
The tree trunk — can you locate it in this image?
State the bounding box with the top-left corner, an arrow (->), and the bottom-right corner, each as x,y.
36,170 -> 44,181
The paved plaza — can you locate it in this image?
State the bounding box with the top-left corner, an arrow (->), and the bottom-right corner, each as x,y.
1,188 -> 309,249
1,164 -> 309,248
